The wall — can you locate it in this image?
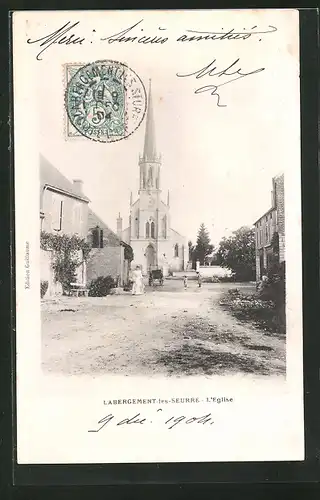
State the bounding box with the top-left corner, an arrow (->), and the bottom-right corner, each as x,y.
255,210 -> 277,250
198,266 -> 232,278
42,188 -> 88,238
41,189 -> 89,296
40,248 -> 54,296
86,246 -> 122,284
274,174 -> 285,262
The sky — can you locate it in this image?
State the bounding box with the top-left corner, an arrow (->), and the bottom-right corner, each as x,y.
37,10 -> 299,247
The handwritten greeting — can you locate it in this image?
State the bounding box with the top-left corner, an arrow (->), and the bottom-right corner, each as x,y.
26,19 -> 277,61
26,19 -> 275,107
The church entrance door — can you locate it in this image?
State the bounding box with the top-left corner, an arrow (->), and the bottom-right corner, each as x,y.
146,244 -> 156,271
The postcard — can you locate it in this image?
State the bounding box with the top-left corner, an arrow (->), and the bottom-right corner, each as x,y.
13,9 -> 304,464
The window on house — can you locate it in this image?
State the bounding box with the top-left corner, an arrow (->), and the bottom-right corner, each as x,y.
146,222 -> 150,238
265,226 -> 269,243
52,197 -> 63,232
151,221 -> 155,239
174,243 -> 179,257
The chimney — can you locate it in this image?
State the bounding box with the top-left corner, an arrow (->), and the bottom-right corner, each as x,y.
117,212 -> 123,238
73,179 -> 84,194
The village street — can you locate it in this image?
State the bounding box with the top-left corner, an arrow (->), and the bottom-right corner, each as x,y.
42,281 -> 286,378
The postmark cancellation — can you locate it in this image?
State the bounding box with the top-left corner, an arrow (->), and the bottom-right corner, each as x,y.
64,60 -> 147,143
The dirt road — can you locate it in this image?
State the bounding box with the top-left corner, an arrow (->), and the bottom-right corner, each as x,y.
42,281 -> 285,377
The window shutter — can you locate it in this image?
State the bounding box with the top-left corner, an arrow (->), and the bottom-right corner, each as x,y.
100,229 -> 104,248
92,227 -> 100,248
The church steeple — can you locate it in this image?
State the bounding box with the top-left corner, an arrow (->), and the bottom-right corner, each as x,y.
139,79 -> 161,192
142,80 -> 157,162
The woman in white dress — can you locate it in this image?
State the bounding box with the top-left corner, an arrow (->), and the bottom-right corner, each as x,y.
131,266 -> 144,295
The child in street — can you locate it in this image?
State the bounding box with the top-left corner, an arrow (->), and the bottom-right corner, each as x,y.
183,275 -> 188,290
197,272 -> 202,288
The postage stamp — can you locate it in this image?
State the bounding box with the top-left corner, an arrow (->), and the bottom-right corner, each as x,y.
65,60 -> 147,142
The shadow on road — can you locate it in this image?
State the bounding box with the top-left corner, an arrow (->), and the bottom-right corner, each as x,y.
154,343 -> 271,377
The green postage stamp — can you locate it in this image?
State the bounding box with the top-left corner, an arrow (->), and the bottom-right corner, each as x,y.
65,60 -> 147,142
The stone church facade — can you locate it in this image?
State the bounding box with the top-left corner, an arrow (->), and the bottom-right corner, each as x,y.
117,82 -> 187,276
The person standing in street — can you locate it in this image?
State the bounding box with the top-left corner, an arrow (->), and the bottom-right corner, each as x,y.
197,272 -> 202,288
132,266 -> 144,295
183,275 -> 188,290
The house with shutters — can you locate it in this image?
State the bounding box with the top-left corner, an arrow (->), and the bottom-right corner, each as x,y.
254,173 -> 285,281
86,209 -> 133,287
40,154 -> 133,297
40,154 -> 90,296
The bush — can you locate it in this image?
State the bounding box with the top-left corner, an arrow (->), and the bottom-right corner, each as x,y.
88,276 -> 116,297
259,261 -> 285,307
40,280 -> 48,298
220,288 -> 282,334
211,276 -> 220,283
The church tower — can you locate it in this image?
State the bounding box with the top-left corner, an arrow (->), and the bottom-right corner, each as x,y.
128,80 -> 171,271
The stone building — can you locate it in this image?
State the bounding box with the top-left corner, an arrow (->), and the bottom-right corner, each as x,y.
87,209 -> 132,286
117,81 -> 187,275
40,155 -> 90,296
40,154 -> 132,296
254,174 -> 285,281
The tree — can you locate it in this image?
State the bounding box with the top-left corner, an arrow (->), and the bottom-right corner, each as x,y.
188,240 -> 194,261
216,226 -> 256,281
194,223 -> 214,266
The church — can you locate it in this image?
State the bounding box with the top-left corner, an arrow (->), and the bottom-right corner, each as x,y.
117,81 -> 187,276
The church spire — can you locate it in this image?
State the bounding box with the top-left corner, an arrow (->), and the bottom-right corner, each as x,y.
143,80 -> 157,162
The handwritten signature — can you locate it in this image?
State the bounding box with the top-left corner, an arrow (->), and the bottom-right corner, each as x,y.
176,58 -> 265,107
88,408 -> 214,432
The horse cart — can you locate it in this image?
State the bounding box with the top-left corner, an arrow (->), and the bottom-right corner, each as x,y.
149,268 -> 164,287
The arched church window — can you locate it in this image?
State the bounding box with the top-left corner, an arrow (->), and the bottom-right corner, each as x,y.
151,221 -> 155,239
146,221 -> 150,238
174,243 -> 179,257
162,216 -> 167,238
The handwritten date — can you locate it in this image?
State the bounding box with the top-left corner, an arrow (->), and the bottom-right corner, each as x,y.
88,409 -> 214,432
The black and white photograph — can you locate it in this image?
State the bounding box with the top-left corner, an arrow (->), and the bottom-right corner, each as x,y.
40,80 -> 286,380
14,9 -> 304,465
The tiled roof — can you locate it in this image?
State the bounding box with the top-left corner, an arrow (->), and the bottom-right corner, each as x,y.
40,154 -> 90,207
